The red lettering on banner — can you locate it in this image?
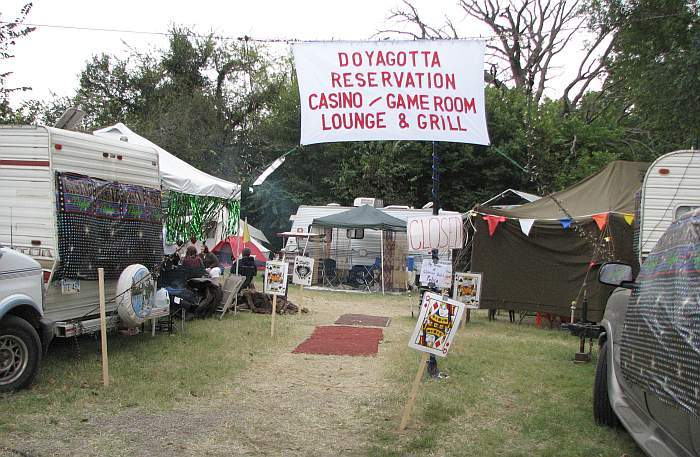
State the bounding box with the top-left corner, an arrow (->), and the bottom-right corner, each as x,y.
321,112 -> 387,130
386,93 -> 429,110
417,114 -> 468,131
338,53 -> 349,67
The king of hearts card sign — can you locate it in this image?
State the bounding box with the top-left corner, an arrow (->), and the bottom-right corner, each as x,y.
408,292 -> 466,357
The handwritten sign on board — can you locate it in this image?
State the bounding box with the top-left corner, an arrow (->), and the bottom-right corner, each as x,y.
293,40 -> 490,146
406,215 -> 464,253
419,260 -> 453,289
408,292 -> 465,357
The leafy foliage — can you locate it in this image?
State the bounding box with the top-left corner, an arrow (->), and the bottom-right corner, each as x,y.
0,3 -> 34,122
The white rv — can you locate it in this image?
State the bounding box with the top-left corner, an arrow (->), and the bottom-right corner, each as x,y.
638,150 -> 700,261
0,125 -> 162,336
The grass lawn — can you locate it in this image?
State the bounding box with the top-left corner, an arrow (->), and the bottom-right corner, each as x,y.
0,287 -> 644,456
366,311 -> 643,457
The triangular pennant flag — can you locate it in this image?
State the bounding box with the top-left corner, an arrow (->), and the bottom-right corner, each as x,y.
483,215 -> 506,237
559,218 -> 572,229
242,220 -> 251,243
519,218 -> 535,236
624,213 -> 634,225
592,213 -> 608,231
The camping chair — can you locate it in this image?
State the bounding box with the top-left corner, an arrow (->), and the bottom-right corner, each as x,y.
218,274 -> 246,319
358,257 -> 381,292
321,258 -> 340,287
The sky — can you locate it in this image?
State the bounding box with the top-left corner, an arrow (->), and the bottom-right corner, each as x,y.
2,0 -> 595,108
2,0 -> 485,106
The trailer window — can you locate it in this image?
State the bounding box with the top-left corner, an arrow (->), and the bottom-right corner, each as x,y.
675,206 -> 699,220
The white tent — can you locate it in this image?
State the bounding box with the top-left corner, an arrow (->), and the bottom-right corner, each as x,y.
93,123 -> 240,200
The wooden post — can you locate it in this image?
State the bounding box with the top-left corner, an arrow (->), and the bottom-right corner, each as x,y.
271,294 -> 277,337
98,268 -> 109,387
462,309 -> 471,327
399,352 -> 429,431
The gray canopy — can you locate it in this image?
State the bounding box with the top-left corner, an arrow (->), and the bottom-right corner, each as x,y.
312,205 -> 407,231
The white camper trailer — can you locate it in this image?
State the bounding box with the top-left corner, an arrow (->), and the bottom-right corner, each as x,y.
0,125 -> 162,336
638,150 -> 700,262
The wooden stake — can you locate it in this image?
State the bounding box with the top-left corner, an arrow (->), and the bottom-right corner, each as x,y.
399,352 -> 429,431
98,268 -> 109,387
271,294 -> 277,337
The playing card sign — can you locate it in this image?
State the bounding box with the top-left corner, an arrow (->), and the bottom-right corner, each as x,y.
453,272 -> 482,309
292,256 -> 314,286
264,260 -> 288,296
409,292 -> 465,357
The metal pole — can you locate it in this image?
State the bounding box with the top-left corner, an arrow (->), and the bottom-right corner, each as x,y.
380,229 -> 385,295
428,141 -> 441,378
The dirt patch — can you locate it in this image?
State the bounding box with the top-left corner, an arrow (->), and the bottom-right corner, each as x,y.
334,313 -> 391,327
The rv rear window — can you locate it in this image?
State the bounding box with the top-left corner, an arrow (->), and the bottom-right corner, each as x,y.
675,206 -> 699,220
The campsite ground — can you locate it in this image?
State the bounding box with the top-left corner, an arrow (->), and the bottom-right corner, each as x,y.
0,286 -> 643,457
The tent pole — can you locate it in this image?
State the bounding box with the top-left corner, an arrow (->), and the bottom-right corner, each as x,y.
380,229 -> 385,295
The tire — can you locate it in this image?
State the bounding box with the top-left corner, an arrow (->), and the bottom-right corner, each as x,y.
0,315 -> 42,392
593,340 -> 620,427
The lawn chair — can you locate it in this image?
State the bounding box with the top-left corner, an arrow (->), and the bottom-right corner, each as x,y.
321,258 -> 340,287
358,257 -> 381,292
218,274 -> 246,319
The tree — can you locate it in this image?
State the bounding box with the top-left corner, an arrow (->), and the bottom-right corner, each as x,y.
593,0 -> 700,151
382,0 -> 616,111
0,2 -> 34,122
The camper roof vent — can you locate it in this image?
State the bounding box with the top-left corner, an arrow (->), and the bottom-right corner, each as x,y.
327,203 -> 341,206
353,197 -> 384,207
383,205 -> 411,210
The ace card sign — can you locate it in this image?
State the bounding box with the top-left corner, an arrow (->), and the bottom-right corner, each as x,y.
292,256 -> 314,286
409,292 -> 465,357
264,260 -> 288,296
453,272 -> 483,309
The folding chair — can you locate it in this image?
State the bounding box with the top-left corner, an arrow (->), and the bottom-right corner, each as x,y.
358,258 -> 381,292
218,274 -> 246,319
321,258 -> 340,287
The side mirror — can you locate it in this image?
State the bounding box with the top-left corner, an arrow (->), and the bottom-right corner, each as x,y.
598,262 -> 634,288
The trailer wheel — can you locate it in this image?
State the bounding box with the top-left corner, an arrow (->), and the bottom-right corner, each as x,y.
593,341 -> 619,427
0,315 -> 41,392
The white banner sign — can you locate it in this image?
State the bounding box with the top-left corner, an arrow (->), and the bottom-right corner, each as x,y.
409,292 -> 465,357
293,40 -> 489,145
419,260 -> 453,289
407,215 -> 464,253
292,256 -> 315,286
264,260 -> 288,296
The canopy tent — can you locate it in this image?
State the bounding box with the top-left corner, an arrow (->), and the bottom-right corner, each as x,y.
312,204 -> 407,231
93,123 -> 241,199
468,161 -> 649,321
312,205 -> 406,294
212,236 -> 268,270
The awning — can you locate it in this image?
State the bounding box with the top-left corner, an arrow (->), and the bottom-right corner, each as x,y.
312,205 -> 406,231
94,123 -> 240,200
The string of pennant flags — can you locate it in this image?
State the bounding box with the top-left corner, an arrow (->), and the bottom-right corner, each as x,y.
469,210 -> 636,238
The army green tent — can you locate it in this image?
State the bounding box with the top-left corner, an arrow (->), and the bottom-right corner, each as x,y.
469,161 -> 649,321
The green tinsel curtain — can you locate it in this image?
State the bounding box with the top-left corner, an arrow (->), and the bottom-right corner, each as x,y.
164,191 -> 240,243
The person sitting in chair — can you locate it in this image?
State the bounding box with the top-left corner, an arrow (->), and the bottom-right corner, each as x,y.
232,247 -> 257,289
204,252 -> 222,285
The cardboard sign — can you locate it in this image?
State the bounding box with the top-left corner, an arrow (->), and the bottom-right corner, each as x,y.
419,259 -> 453,289
408,292 -> 465,357
453,272 -> 482,309
292,256 -> 315,286
264,260 -> 288,296
292,40 -> 490,146
407,214 -> 464,253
